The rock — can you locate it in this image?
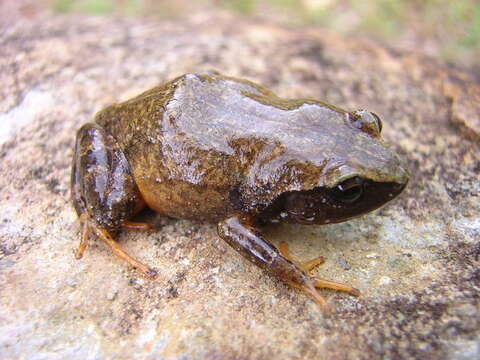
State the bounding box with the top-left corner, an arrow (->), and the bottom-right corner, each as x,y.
0,13 -> 478,360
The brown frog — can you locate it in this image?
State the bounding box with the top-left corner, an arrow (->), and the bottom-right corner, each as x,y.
71,72 -> 409,311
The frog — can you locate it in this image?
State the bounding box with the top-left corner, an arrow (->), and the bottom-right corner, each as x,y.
71,72 -> 409,311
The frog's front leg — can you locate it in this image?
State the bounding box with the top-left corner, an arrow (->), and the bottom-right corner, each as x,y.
71,123 -> 157,279
217,214 -> 359,311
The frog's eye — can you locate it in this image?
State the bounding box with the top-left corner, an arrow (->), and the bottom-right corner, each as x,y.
370,112 -> 383,133
349,110 -> 383,136
330,177 -> 364,203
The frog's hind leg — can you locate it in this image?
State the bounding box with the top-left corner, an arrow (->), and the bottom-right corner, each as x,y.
71,123 -> 157,279
279,241 -> 359,297
218,214 -> 356,312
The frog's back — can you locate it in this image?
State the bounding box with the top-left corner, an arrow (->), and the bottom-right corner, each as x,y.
95,73 -> 403,221
94,73 -> 313,221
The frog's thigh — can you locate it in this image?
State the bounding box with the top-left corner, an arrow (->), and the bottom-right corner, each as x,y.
72,123 -> 140,228
71,123 -> 157,278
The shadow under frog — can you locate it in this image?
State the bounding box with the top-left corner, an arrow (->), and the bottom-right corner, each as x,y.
71,72 -> 409,311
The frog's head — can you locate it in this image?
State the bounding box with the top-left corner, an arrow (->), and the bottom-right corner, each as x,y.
267,109 -> 410,225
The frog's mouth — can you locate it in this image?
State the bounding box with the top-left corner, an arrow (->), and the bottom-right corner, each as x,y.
266,178 -> 407,225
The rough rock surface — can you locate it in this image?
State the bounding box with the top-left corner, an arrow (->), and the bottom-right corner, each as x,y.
0,13 -> 479,360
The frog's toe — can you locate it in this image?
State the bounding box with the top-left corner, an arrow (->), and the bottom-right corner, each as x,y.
75,215 -> 158,279
91,225 -> 158,279
302,257 -> 325,272
289,280 -> 331,312
122,221 -> 155,231
290,277 -> 359,312
279,241 -> 325,274
75,214 -> 90,259
313,277 -> 360,297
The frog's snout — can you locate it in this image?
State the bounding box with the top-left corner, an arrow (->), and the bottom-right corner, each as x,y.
391,160 -> 410,189
389,180 -> 408,200
392,182 -> 406,193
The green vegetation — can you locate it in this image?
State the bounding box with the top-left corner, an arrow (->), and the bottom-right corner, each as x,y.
222,0 -> 255,14
52,0 -> 74,13
49,0 -> 479,67
52,0 -> 137,15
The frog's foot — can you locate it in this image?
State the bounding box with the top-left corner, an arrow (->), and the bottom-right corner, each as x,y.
279,241 -> 324,274
218,215 -> 359,312
279,241 -> 360,309
122,221 -> 155,231
288,277 -> 359,312
286,280 -> 331,312
75,216 -> 158,279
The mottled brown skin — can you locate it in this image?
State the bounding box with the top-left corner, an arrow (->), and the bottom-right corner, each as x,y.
71,72 -> 409,311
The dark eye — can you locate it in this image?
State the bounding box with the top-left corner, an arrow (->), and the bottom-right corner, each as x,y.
330,177 -> 364,203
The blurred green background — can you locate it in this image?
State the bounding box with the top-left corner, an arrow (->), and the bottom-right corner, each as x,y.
48,0 -> 480,69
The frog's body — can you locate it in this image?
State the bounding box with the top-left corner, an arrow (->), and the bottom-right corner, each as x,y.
71,72 -> 409,311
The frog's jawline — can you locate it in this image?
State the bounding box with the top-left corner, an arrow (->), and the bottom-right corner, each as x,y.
259,181 -> 406,225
